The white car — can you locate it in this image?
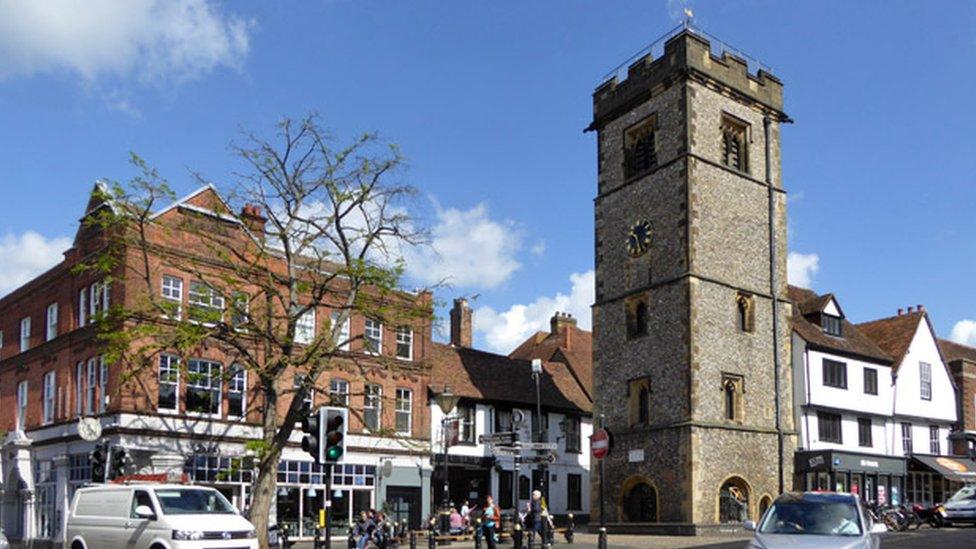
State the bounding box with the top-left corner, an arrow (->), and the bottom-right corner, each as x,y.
943,484 -> 976,524
65,484 -> 257,549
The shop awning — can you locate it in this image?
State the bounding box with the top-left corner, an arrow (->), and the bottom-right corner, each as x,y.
911,455 -> 976,482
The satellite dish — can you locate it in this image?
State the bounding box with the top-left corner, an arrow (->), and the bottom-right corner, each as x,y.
382,460 -> 393,478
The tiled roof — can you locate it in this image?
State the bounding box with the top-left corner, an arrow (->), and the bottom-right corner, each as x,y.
509,324 -> 593,401
939,338 -> 976,364
430,343 -> 591,414
856,312 -> 927,373
788,286 -> 892,364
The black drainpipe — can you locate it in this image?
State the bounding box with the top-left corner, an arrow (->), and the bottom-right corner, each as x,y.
766,114 -> 785,494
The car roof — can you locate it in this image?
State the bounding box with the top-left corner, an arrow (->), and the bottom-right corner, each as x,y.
774,491 -> 859,504
77,484 -> 213,492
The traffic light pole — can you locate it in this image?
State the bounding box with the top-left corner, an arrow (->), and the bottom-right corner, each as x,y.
324,461 -> 332,549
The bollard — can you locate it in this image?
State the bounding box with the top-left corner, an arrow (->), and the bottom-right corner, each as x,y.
410,530 -> 418,549
347,528 -> 356,549
597,527 -> 607,549
429,519 -> 438,549
513,523 -> 523,549
473,517 -> 483,549
564,513 -> 574,544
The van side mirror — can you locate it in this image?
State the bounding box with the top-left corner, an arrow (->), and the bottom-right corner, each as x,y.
742,520 -> 756,531
135,505 -> 156,519
870,522 -> 887,534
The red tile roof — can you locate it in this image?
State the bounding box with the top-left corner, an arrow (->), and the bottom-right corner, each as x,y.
429,343 -> 591,413
788,286 -> 891,364
857,312 -> 930,373
509,324 -> 593,401
939,338 -> 976,364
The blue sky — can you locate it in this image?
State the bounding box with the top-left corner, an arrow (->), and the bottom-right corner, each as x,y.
1,1 -> 975,351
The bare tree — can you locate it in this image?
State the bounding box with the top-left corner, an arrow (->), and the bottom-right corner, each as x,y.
81,115 -> 430,547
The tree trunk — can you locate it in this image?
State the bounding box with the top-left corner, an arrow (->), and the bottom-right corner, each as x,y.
251,380 -> 282,549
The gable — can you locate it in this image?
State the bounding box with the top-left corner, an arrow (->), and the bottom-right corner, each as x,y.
823,298 -> 841,318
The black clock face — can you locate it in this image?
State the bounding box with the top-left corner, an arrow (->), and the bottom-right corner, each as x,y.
626,221 -> 652,257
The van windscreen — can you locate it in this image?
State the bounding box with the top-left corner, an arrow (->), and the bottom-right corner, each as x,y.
154,489 -> 236,515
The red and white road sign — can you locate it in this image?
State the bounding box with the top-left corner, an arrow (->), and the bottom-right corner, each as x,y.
591,428 -> 610,459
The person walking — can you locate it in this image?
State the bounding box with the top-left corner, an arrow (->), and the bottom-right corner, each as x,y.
483,495 -> 501,549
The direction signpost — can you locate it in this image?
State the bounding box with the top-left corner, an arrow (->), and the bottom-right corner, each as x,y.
479,432 -> 517,446
517,442 -> 558,451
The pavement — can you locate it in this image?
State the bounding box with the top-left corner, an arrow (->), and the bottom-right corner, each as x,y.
287,526 -> 976,549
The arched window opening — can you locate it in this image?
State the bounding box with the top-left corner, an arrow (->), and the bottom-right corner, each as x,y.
719,477 -> 750,524
623,481 -> 658,522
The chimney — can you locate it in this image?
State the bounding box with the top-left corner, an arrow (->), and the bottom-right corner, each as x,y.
240,204 -> 267,236
450,298 -> 472,348
917,304 -> 924,312
897,308 -> 904,316
907,306 -> 914,314
550,312 -> 578,349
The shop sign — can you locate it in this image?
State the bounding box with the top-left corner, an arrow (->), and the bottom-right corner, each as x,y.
628,449 -> 645,463
808,455 -> 825,468
860,459 -> 880,469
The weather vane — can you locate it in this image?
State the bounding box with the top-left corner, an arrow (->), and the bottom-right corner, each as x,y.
684,7 -> 694,29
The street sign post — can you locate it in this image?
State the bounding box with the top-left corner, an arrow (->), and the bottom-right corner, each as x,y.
517,442 -> 558,451
591,428 -> 610,459
479,432 -> 517,445
525,454 -> 557,464
492,447 -> 519,457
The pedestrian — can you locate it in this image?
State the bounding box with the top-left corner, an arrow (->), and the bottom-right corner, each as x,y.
483,495 -> 500,549
460,500 -> 471,529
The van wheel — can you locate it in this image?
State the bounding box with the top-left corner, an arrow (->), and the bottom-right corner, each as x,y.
72,542 -> 85,549
151,545 -> 167,549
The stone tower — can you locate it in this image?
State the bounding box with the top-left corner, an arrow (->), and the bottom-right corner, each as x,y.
589,28 -> 795,532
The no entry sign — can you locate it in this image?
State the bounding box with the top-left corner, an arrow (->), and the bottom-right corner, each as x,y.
591,428 -> 610,459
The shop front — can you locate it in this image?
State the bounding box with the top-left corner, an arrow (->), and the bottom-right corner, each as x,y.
795,450 -> 906,505
907,455 -> 976,506
432,455 -> 493,511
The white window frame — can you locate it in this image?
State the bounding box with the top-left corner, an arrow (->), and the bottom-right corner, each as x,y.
395,326 -> 413,360
86,358 -> 97,414
99,357 -> 108,413
395,388 -> 412,435
185,359 -> 222,417
89,281 -> 101,318
78,287 -> 87,327
295,309 -> 316,345
331,311 -> 351,351
43,371 -> 56,424
364,319 -> 382,355
231,292 -> 249,330
929,425 -> 941,454
158,355 -> 180,413
46,303 -> 58,341
188,281 -> 225,325
294,374 -> 314,412
920,362 -> 932,400
228,365 -> 247,419
75,362 -> 85,417
20,316 -> 31,352
162,275 -> 184,319
329,378 -> 349,406
364,384 -> 382,432
16,380 -> 28,430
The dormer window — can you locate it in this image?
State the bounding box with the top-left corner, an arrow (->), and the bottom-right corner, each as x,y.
822,314 -> 842,337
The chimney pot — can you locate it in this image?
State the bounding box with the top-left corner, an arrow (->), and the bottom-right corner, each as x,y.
450,298 -> 473,348
897,308 -> 903,316
907,306 -> 914,314
918,304 -> 924,312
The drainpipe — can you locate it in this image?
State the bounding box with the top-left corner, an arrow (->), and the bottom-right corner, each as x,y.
765,114 -> 786,494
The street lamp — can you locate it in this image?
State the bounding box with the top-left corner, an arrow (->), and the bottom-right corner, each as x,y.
436,385 -> 460,534
530,359 -> 546,500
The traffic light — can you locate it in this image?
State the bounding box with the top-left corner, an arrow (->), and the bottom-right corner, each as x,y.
110,446 -> 130,480
90,442 -> 108,483
301,407 -> 322,462
324,406 -> 347,463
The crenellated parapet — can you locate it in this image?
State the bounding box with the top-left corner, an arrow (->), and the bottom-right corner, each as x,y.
591,30 -> 784,130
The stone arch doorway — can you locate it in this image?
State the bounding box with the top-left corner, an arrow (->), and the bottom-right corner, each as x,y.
618,475 -> 659,522
718,476 -> 751,524
758,494 -> 773,521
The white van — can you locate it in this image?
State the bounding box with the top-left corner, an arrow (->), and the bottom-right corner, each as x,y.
65,484 -> 258,549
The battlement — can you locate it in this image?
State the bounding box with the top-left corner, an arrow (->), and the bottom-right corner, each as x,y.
591,28 -> 784,129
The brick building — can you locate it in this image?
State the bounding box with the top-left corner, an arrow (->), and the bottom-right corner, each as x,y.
939,338 -> 976,457
0,183 -> 435,545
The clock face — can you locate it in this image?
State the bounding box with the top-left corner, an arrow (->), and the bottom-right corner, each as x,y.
78,417 -> 102,441
626,220 -> 652,257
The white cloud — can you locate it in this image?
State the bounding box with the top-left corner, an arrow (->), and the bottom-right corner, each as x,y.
405,203 -> 521,289
950,320 -> 976,347
0,0 -> 251,84
787,251 -> 819,288
474,270 -> 594,354
0,232 -> 72,296
530,240 -> 546,257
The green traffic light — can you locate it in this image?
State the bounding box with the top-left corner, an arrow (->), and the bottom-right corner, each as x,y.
326,445 -> 343,460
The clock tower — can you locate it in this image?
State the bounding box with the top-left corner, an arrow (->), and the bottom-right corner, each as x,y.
589,28 -> 795,531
